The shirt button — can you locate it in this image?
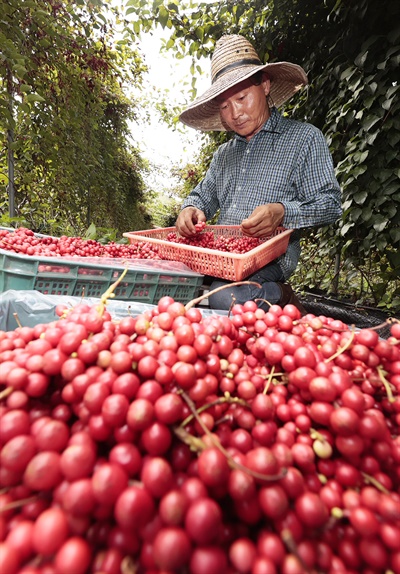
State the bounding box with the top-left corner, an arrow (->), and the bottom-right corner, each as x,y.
242,169 -> 245,173
237,187 -> 241,191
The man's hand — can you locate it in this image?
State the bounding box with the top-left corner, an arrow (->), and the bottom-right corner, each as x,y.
176,207 -> 206,238
241,203 -> 285,237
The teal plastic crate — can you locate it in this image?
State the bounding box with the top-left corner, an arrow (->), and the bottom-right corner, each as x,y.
0,250 -> 204,305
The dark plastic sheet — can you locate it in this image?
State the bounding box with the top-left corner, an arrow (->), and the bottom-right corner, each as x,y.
302,292 -> 397,339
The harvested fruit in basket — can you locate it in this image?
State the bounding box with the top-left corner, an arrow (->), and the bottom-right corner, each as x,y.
166,225 -> 261,253
0,226 -> 160,259
0,287 -> 399,573
194,221 -> 206,233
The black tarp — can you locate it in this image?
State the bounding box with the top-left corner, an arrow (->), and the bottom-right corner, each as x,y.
302,292 -> 398,339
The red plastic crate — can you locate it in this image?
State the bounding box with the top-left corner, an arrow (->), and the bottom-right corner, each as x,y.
124,226 -> 293,281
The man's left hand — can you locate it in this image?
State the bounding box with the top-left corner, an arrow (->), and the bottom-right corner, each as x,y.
241,203 -> 285,237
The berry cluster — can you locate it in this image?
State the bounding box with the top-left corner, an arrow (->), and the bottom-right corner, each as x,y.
0,294 -> 399,573
194,221 -> 207,233
0,228 -> 160,260
167,227 -> 261,254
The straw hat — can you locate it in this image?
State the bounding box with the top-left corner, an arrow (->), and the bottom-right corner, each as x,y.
179,34 -> 308,132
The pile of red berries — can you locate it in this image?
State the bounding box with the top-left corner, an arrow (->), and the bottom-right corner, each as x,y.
0,228 -> 160,260
167,225 -> 261,254
0,293 -> 399,573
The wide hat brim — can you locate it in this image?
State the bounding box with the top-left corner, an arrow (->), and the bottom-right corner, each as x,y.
179,62 -> 308,132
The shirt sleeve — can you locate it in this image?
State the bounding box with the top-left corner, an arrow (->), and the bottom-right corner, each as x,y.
280,127 -> 342,229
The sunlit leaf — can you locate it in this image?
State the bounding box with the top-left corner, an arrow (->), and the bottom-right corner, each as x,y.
25,93 -> 45,103
362,115 -> 381,131
158,6 -> 169,28
340,223 -> 354,235
376,235 -> 387,251
373,216 -> 388,232
340,67 -> 354,80
354,50 -> 368,67
12,64 -> 28,77
195,27 -> 204,41
353,191 -> 368,204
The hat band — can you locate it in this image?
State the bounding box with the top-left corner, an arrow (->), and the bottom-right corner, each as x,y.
212,58 -> 262,83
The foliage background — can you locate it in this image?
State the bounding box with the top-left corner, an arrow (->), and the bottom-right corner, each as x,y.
124,0 -> 400,311
0,0 -> 152,237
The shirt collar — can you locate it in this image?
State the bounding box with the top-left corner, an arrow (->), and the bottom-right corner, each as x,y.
233,107 -> 283,142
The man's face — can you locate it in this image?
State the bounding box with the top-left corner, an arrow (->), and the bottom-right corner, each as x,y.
217,74 -> 271,140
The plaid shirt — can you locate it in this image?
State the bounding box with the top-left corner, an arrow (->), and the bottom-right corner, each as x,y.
181,107 -> 342,279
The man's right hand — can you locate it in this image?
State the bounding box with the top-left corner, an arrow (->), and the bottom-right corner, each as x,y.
175,207 -> 206,238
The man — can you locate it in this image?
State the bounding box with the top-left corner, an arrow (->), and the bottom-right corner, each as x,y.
176,34 -> 342,314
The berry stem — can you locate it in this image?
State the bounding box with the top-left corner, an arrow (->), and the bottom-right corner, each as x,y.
0,387 -> 13,401
377,366 -> 396,403
362,471 -> 390,494
96,267 -> 129,316
179,395 -> 250,428
0,495 -> 40,513
325,327 -> 356,363
12,312 -> 23,328
178,390 -> 286,482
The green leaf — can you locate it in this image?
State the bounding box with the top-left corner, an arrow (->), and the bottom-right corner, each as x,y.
19,103 -> 31,114
386,204 -> 398,218
353,190 -> 368,205
361,207 -> 373,222
19,84 -> 32,93
350,207 -> 362,222
133,20 -> 141,34
84,223 -> 97,239
32,9 -> 50,20
366,131 -> 378,145
340,67 -> 355,80
340,222 -> 354,235
355,50 -> 368,68
389,227 -> 400,243
12,64 -> 28,77
158,6 -> 169,28
373,216 -> 388,232
189,41 -> 199,55
354,150 -> 369,163
376,235 -> 387,251
382,97 -> 395,111
384,182 -> 399,195
38,38 -> 51,48
195,27 -> 204,41
362,115 -> 381,130
25,93 -> 45,103
386,85 -> 398,98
